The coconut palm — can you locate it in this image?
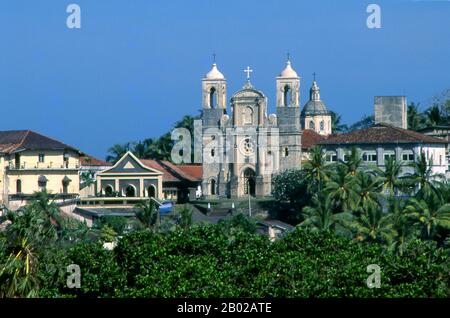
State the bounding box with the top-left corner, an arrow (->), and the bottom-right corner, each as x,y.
426,104 -> 443,126
341,147 -> 363,177
387,198 -> 417,255
325,164 -> 359,213
0,237 -> 39,298
354,172 -> 382,212
350,204 -> 396,244
106,142 -> 131,163
303,146 -> 332,193
134,199 -> 159,230
404,152 -> 444,199
404,194 -> 450,240
300,193 -> 351,233
373,157 -> 404,197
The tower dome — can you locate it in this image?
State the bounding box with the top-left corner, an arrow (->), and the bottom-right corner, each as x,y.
205,63 -> 225,80
301,80 -> 330,116
279,60 -> 298,78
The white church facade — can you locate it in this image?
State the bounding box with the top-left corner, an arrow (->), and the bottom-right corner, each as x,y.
200,59 -> 332,199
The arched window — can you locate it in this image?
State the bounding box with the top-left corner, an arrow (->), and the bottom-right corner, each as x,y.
125,185 -> 136,197
211,148 -> 215,157
62,176 -> 71,194
283,85 -> 291,106
16,179 -> 22,193
38,175 -> 47,191
210,179 -> 216,195
104,185 -> 114,197
320,121 -> 324,131
148,185 -> 156,198
243,106 -> 253,125
284,147 -> 289,157
209,87 -> 217,108
309,120 -> 315,130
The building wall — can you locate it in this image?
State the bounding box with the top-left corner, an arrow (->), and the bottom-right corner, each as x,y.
0,150 -> 81,207
302,114 -> 332,136
322,143 -> 447,175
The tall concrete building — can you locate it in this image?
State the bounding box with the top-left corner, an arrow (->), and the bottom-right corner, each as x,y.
374,96 -> 407,129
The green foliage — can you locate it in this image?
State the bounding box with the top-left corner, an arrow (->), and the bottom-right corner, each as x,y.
36,227 -> 450,298
271,169 -> 309,209
94,216 -> 128,235
177,204 -> 193,229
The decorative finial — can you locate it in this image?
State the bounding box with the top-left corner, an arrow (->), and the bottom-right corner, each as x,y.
287,52 -> 290,62
244,66 -> 253,81
313,72 -> 317,81
213,52 -> 216,63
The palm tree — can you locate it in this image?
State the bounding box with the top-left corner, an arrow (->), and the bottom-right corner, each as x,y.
330,111 -> 348,133
300,193 -> 351,233
106,142 -> 131,163
325,164 -> 359,213
341,147 -> 363,177
407,102 -> 424,131
387,198 -> 417,255
0,237 -> 39,298
354,172 -> 382,212
404,152 -> 444,199
426,104 -> 443,126
404,194 -> 450,240
134,199 -> 159,230
373,157 -> 404,197
303,146 -> 332,193
350,204 -> 396,244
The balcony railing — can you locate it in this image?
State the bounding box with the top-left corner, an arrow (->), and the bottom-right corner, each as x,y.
8,162 -> 80,170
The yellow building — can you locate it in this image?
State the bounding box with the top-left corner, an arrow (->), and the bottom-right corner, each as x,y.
0,130 -> 82,210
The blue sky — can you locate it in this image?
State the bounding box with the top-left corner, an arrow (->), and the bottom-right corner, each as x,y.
0,0 -> 449,159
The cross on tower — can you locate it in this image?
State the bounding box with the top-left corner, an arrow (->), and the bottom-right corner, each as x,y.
287,52 -> 290,61
244,66 -> 253,80
313,72 -> 317,81
213,52 -> 216,63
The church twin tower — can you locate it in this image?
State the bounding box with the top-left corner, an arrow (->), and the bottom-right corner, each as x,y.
201,59 -> 331,198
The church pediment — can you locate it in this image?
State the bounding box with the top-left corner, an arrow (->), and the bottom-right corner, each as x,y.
99,152 -> 163,175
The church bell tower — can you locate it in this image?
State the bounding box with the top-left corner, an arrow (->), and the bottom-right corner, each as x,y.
276,58 -> 302,171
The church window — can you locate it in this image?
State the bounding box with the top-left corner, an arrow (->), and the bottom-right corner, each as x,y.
283,85 -> 291,106
211,148 -> 215,157
320,121 -> 324,131
210,179 -> 216,195
209,87 -> 217,108
240,138 -> 255,156
284,147 -> 289,157
243,106 -> 253,125
309,121 -> 315,130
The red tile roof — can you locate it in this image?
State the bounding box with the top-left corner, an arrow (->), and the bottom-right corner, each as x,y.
302,129 -> 326,150
0,130 -> 81,154
318,123 -> 447,145
140,159 -> 202,183
80,155 -> 112,167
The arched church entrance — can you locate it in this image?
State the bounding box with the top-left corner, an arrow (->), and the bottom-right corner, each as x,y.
243,168 -> 256,196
